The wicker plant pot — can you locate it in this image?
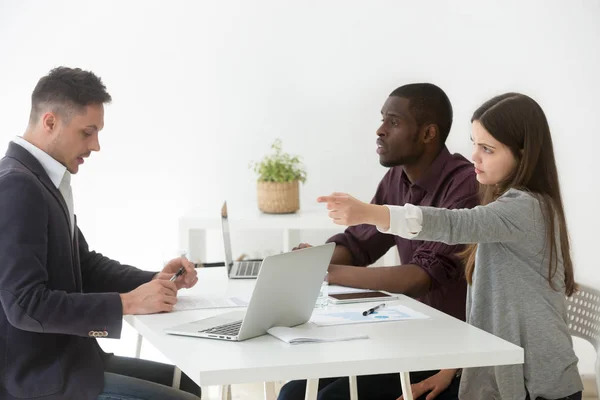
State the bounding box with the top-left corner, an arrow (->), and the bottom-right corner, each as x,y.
257,181 -> 300,214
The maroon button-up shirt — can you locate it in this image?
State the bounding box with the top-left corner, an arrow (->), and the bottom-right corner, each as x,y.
328,147 -> 479,321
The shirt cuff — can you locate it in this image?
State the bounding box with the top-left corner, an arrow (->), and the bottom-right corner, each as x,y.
377,204 -> 423,238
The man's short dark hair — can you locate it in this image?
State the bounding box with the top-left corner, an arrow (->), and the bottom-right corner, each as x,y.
29,67 -> 112,123
389,83 -> 453,144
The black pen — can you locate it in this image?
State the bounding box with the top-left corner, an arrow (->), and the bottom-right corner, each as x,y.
169,267 -> 186,282
194,262 -> 225,268
362,303 -> 386,316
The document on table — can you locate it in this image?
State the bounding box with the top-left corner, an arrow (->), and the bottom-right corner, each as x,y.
174,296 -> 248,311
310,305 -> 429,327
267,324 -> 368,345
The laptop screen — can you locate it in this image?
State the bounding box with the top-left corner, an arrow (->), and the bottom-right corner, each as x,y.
221,202 -> 234,272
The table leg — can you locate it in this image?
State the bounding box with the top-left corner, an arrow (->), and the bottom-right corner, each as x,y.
283,229 -> 302,252
181,227 -> 207,264
220,384 -> 232,400
399,371 -> 413,400
172,367 -> 182,389
304,378 -> 319,400
134,333 -> 142,358
264,381 -> 277,400
349,376 -> 358,400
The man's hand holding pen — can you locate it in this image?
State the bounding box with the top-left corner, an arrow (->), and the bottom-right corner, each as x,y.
155,256 -> 198,290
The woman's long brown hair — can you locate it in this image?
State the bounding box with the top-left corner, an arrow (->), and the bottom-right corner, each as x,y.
462,93 -> 576,296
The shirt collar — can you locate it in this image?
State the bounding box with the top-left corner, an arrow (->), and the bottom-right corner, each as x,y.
12,136 -> 68,189
400,146 -> 453,193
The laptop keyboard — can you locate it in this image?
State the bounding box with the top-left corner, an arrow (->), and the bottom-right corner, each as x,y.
237,261 -> 261,276
201,320 -> 242,336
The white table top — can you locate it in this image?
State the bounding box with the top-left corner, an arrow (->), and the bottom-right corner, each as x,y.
125,267 -> 523,386
179,204 -> 338,231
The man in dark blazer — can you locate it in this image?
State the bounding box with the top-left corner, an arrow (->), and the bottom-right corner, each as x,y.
0,67 -> 200,400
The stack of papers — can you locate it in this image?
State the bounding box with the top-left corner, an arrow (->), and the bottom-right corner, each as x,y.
310,304 -> 429,327
267,324 -> 368,345
174,296 -> 248,311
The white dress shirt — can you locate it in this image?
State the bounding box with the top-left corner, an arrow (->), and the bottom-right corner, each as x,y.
12,136 -> 74,236
376,203 -> 423,238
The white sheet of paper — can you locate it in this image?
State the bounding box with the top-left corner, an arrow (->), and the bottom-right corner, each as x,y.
310,305 -> 429,326
267,324 -> 368,345
174,296 -> 248,311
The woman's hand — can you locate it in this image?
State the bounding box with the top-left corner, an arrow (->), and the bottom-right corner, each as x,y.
317,193 -> 389,228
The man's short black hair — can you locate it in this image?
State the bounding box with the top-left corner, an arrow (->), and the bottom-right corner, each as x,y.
29,66 -> 112,123
389,83 -> 453,144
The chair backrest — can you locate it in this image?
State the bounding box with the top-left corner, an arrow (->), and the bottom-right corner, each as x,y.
566,283 -> 600,351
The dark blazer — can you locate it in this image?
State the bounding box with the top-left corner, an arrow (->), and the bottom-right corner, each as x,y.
0,142 -> 156,399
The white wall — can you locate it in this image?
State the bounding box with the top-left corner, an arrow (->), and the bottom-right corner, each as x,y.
1,0 -> 599,375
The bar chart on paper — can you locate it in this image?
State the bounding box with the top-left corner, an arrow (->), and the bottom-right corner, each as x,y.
310,305 -> 430,327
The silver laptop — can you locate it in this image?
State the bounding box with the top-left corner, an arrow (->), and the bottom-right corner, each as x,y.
165,243 -> 334,341
221,202 -> 263,279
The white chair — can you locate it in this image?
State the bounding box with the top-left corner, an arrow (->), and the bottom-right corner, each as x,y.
345,284 -> 600,400
566,283 -> 600,397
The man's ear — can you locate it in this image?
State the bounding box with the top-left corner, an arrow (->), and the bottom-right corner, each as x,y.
423,124 -> 438,144
41,112 -> 57,133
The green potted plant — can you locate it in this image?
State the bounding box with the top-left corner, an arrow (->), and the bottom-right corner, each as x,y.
250,139 -> 307,214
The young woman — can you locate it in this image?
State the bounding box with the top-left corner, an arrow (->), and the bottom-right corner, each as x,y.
319,93 -> 583,400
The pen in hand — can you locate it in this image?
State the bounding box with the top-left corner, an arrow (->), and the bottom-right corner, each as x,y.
362,303 -> 386,316
169,267 -> 186,282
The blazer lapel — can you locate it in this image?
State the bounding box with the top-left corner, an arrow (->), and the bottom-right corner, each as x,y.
5,142 -> 73,234
73,216 -> 82,291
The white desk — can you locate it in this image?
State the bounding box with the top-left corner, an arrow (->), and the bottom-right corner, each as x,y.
125,268 -> 524,400
179,205 -> 346,263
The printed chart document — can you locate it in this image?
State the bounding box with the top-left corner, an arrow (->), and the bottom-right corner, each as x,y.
267,324 -> 368,345
310,304 -> 429,327
174,296 -> 248,311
